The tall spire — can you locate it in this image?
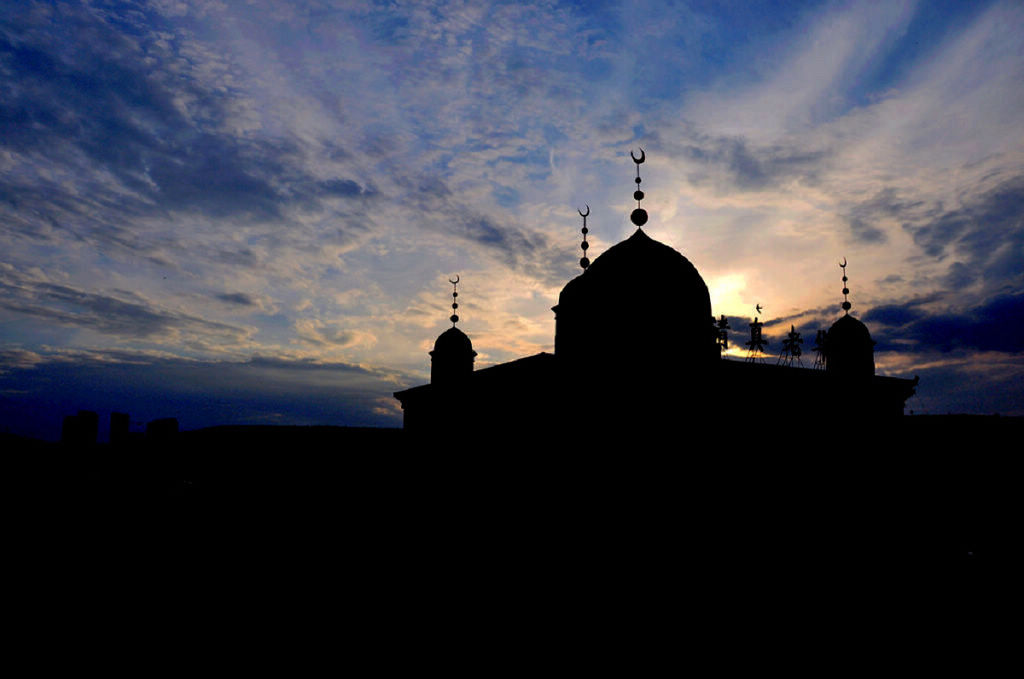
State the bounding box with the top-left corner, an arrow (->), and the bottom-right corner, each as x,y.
840,258 -> 852,315
578,205 -> 591,270
630,148 -> 648,227
449,275 -> 460,326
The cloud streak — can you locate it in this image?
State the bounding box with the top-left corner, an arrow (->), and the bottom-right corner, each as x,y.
2,0 -> 1023,434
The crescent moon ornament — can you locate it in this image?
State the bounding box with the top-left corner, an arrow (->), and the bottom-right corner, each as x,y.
631,148 -> 646,164
449,275 -> 460,285
578,205 -> 590,218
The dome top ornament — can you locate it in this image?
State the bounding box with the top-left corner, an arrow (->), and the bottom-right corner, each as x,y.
630,148 -> 648,227
840,258 -> 852,315
449,275 -> 461,326
579,205 -> 591,270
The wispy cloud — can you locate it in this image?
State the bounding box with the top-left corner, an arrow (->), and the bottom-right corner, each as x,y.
0,263 -> 251,346
1,0 -> 1022,432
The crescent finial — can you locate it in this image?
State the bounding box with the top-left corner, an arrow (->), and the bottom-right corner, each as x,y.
449,275 -> 460,285
840,257 -> 847,269
578,204 -> 590,218
631,148 -> 646,164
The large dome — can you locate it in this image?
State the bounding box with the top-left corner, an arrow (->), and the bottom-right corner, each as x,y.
557,228 -> 709,310
553,228 -> 716,370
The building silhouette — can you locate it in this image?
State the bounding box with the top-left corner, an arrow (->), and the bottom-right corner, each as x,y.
60,410 -> 99,447
395,152 -> 917,437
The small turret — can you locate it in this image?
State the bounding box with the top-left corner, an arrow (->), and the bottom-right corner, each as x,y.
825,259 -> 875,377
430,275 -> 476,385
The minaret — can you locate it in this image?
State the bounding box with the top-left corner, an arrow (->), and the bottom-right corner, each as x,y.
430,275 -> 476,386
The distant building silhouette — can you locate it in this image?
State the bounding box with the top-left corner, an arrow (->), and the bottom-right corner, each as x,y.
110,412 -> 131,446
61,410 -> 99,447
395,152 -> 917,437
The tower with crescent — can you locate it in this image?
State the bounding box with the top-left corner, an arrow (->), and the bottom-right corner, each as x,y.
394,151 -> 917,437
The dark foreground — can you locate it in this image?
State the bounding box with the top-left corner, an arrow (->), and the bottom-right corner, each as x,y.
9,417 -> 1018,651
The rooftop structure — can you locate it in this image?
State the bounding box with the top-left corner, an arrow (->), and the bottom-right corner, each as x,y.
395,152 -> 917,439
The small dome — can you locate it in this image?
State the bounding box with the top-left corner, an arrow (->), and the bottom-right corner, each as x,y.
431,326 -> 476,385
433,326 -> 474,354
826,314 -> 875,377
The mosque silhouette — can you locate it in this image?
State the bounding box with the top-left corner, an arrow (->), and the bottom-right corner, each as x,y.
395,151 -> 918,437
31,151 -> 1003,608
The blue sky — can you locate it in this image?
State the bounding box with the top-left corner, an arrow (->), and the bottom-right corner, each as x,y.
2,0 -> 1023,438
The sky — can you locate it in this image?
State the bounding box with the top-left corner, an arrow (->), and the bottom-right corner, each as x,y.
2,0 -> 1023,439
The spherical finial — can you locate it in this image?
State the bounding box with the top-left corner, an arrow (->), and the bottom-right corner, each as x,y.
630,208 -> 648,226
